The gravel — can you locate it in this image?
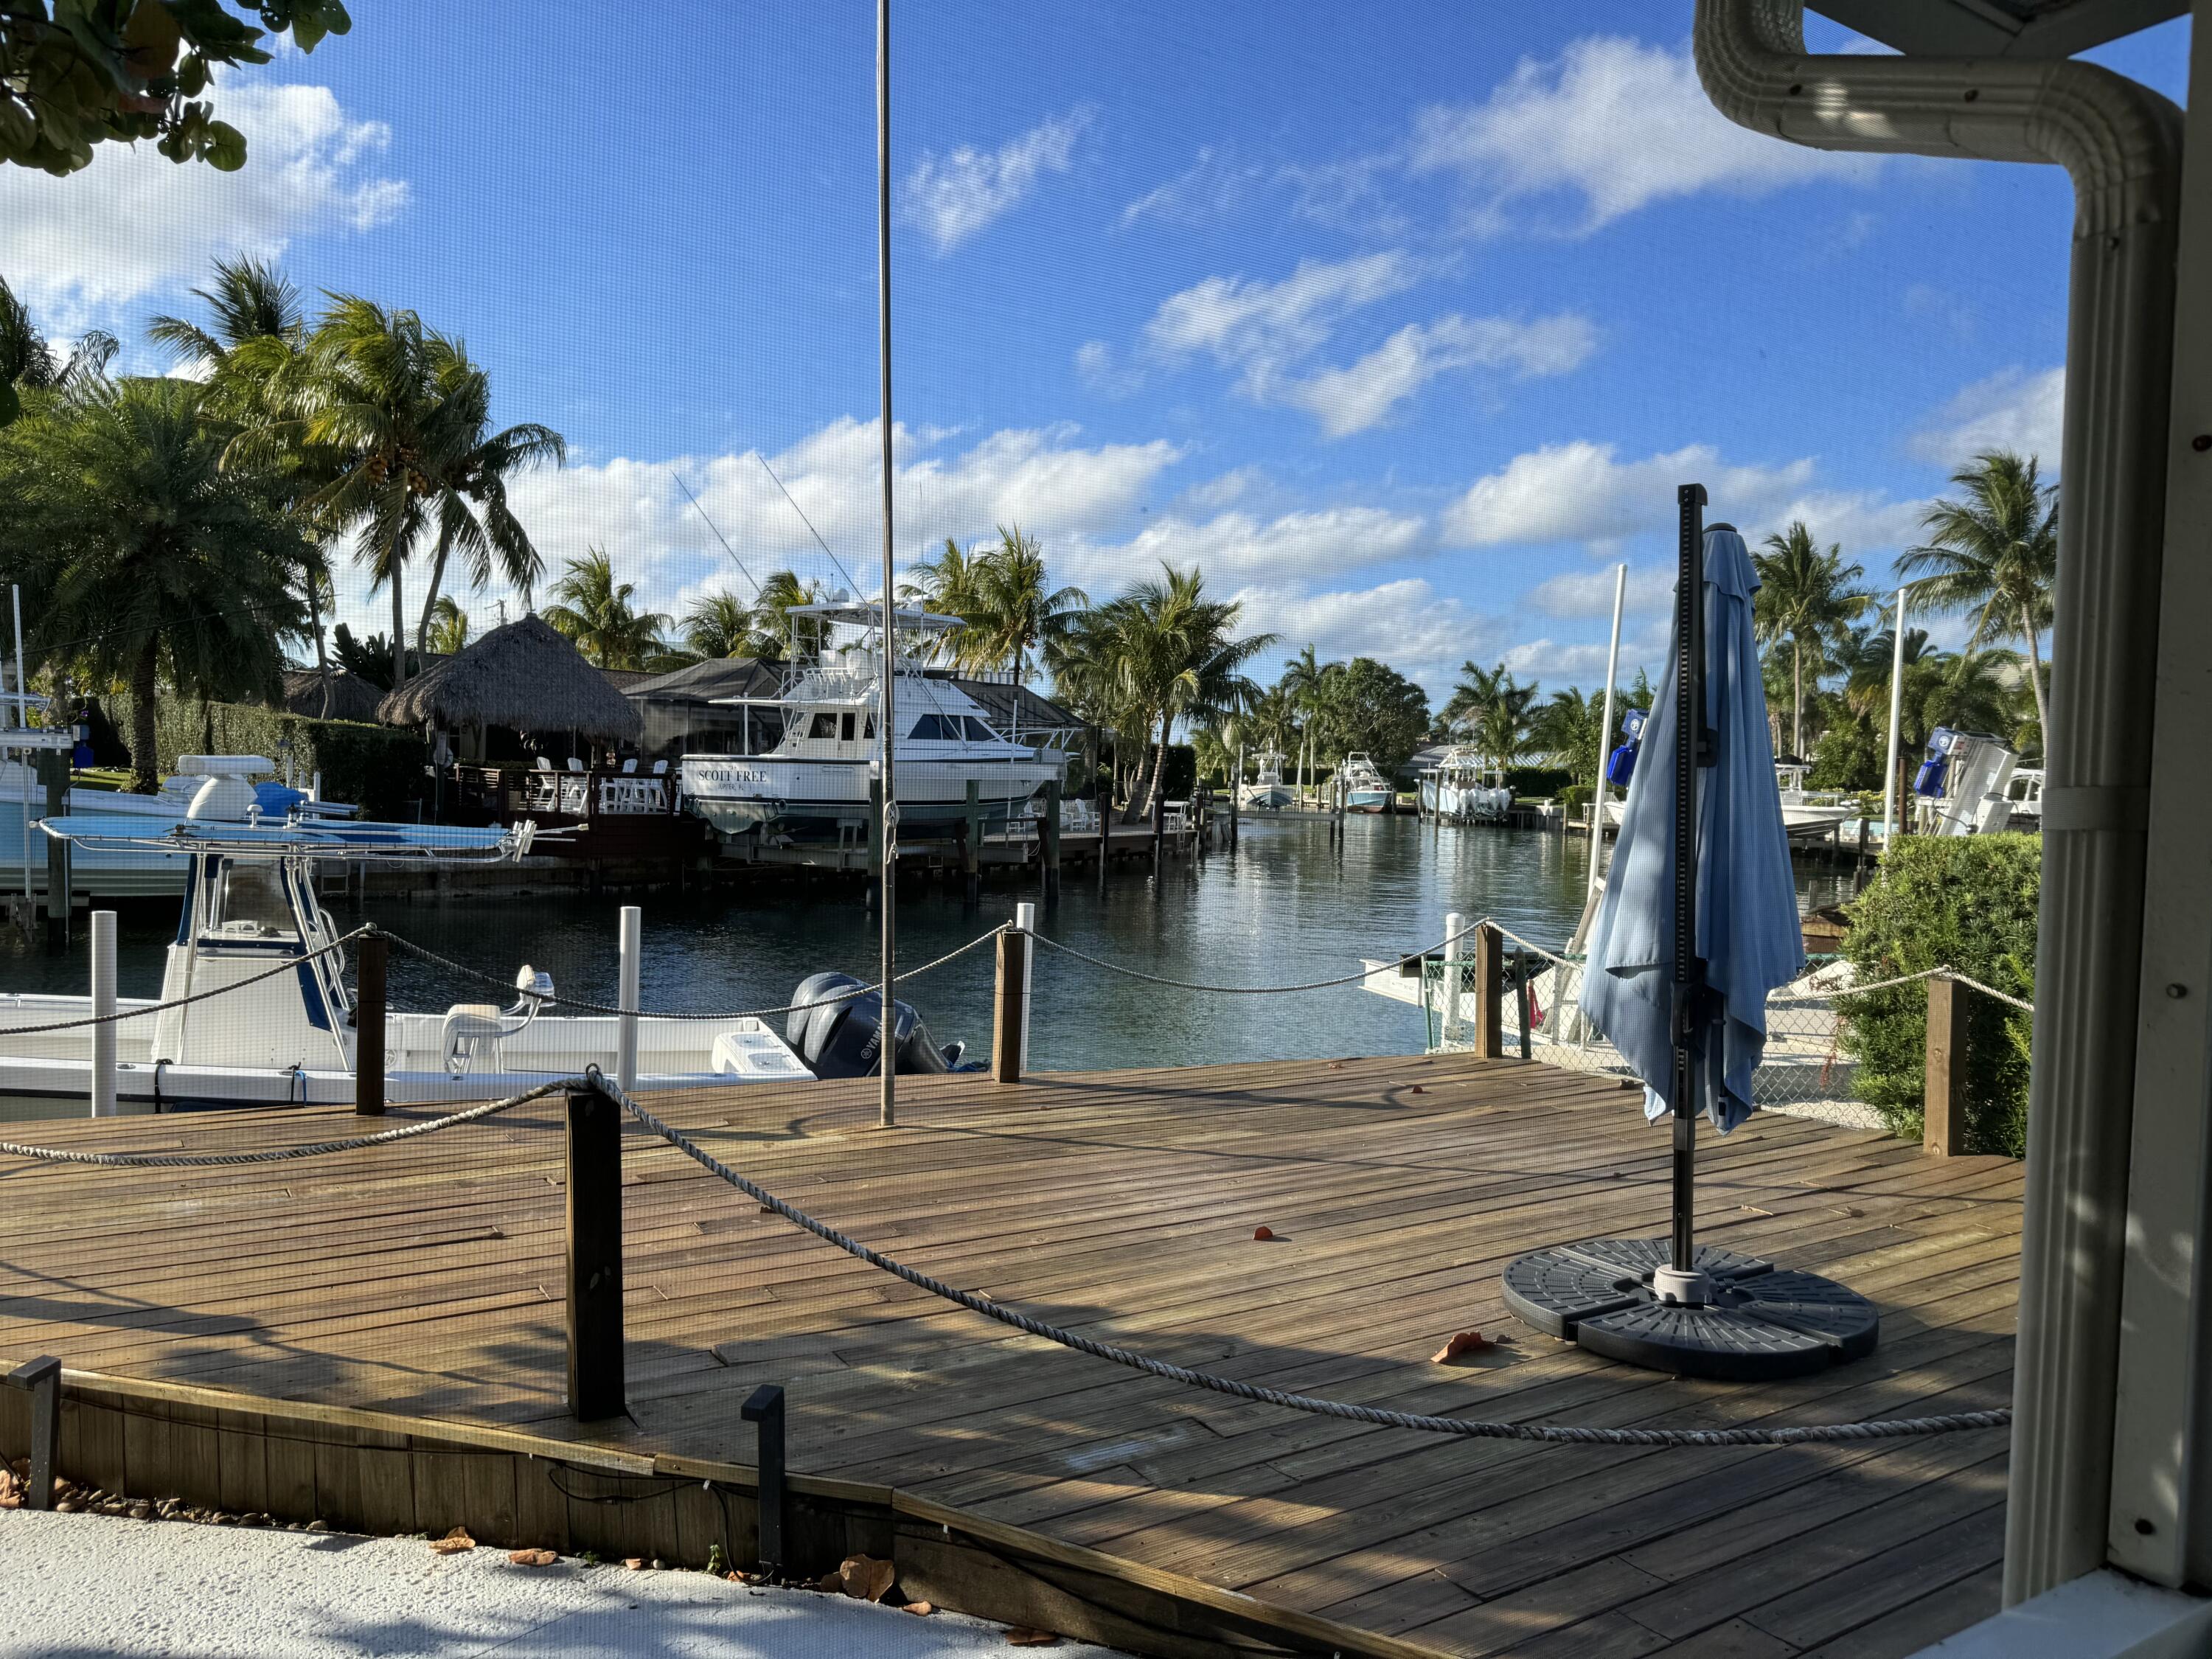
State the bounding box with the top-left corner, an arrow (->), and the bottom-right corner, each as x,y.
0,1507 -> 1127,1658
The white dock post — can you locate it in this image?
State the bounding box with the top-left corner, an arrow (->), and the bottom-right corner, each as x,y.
90,909 -> 116,1117
616,905 -> 641,1095
1442,911 -> 1464,1048
1013,901 -> 1037,1075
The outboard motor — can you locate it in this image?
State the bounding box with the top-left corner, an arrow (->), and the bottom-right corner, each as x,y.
785,973 -> 970,1078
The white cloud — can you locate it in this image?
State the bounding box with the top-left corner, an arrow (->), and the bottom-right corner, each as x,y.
0,78 -> 407,335
1232,578 -> 1507,695
1120,147 -> 1262,227
1442,441 -> 1818,547
1281,311 -> 1598,439
1137,253 -> 1590,436
1057,504 -> 1426,595
1526,564 -> 1674,620
900,106 -> 1092,254
1074,338 -> 1142,396
1181,466 -> 1264,511
1410,35 -> 1876,234
1909,366 -> 2065,469
1143,251 -> 1425,379
1498,624 -> 1674,687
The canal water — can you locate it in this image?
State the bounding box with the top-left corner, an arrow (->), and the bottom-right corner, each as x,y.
2,818 -> 1860,1073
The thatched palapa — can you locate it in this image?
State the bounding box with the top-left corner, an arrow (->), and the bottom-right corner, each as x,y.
376,613 -> 642,742
279,667 -> 386,724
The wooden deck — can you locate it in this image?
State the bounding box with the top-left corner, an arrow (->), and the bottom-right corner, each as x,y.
0,1055 -> 2020,1658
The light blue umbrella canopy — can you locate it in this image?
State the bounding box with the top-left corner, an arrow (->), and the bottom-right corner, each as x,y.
1579,526 -> 1803,1133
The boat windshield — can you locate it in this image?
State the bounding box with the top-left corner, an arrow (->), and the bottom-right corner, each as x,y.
209,861 -> 299,939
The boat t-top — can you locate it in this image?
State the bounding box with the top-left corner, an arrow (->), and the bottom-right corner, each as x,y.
1417,747 -> 1511,824
1238,751 -> 1297,811
1340,753 -> 1393,813
0,760 -> 811,1116
679,600 -> 1065,841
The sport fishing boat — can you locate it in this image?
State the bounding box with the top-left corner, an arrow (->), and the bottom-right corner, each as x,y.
679,601 -> 1065,841
1237,751 -> 1297,810
0,776 -> 813,1117
1340,753 -> 1394,813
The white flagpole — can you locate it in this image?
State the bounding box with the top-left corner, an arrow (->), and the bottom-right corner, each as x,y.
1586,563 -> 1627,903
1880,585 -> 1909,851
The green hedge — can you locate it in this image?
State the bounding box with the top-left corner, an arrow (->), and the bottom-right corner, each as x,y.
1559,782 -> 1593,815
1840,834 -> 2039,1155
93,696 -> 427,821
1504,765 -> 1573,799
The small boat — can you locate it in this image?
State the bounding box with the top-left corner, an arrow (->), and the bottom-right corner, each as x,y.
0,778 -> 814,1117
1774,762 -> 1857,841
1238,751 -> 1297,811
1340,753 -> 1394,813
1418,748 -> 1510,824
680,602 -> 1065,841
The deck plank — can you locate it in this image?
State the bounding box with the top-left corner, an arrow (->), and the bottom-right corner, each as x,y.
0,1055 -> 2018,1658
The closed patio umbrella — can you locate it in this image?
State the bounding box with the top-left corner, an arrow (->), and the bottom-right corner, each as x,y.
1502,484 -> 1880,1381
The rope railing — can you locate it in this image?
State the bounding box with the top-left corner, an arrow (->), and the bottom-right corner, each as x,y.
0,927 -> 370,1036
593,1074 -> 2011,1448
1026,915 -> 1490,996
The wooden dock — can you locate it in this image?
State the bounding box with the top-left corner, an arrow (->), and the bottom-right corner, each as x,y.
0,1055 -> 2019,1657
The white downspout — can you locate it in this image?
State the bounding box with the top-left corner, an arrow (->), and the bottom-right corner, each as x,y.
1695,0 -> 2182,1607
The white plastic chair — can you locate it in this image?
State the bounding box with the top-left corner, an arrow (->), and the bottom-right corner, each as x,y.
534,757 -> 553,772
621,758 -> 638,775
651,759 -> 669,776
566,757 -> 586,774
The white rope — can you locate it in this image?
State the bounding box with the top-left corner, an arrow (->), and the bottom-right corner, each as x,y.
595,1076 -> 2010,1448
0,1078 -> 580,1167
1029,917 -> 1489,995
1775,965 -> 2035,1014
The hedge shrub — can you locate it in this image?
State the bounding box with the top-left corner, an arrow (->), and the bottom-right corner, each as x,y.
1840,833 -> 2038,1155
92,696 -> 427,821
1504,765 -> 1573,799
1559,782 -> 1593,815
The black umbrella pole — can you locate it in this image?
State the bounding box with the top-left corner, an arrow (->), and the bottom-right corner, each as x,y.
1672,481 -> 1706,1276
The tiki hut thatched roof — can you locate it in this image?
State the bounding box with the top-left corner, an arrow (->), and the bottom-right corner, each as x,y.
376,613 -> 643,742
279,668 -> 386,724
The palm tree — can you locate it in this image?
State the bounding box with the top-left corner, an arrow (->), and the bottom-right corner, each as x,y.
964,525 -> 1088,690
1899,449 -> 2057,745
1277,643 -> 1328,799
681,591 -> 755,660
901,537 -> 989,667
2,275 -> 116,423
1531,686 -> 1607,787
9,378 -> 308,788
745,569 -> 824,663
425,595 -> 470,655
1086,565 -> 1276,816
1448,661 -> 1539,771
542,549 -> 670,669
231,296 -> 563,694
1753,521 -> 1868,757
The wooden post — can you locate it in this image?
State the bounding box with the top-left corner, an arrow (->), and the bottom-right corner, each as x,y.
90,910 -> 116,1118
6,1356 -> 60,1509
1924,975 -> 1969,1156
354,929 -> 386,1116
961,779 -> 981,905
992,924 -> 1029,1083
1515,949 -> 1533,1060
1471,924 -> 1503,1060
1442,911 -> 1464,1045
1151,785 -> 1165,869
38,750 -> 67,949
565,1086 -> 625,1420
1042,776 -> 1061,902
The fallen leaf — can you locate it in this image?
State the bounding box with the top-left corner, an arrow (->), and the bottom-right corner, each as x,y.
1739,1206 -> 1776,1217
623,1557 -> 646,1571
430,1527 -> 476,1555
508,1548 -> 558,1566
903,1601 -> 935,1616
815,1571 -> 845,1593
1408,1084 -> 1425,1094
1007,1630 -> 1060,1647
1836,1206 -> 1864,1218
838,1553 -> 897,1602
1251,1225 -> 1275,1242
1431,1330 -> 1490,1363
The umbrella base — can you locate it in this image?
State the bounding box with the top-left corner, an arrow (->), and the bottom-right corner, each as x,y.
1502,1237 -> 1879,1382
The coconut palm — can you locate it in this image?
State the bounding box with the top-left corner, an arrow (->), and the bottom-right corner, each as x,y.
9,378 -> 307,788
425,595 -> 470,655
1448,661 -> 1539,771
542,549 -> 671,670
1753,521 -> 1868,757
1531,686 -> 1608,787
964,525 -> 1088,689
681,591 -> 755,660
1,276 -> 116,422
900,537 -> 989,667
1277,643 -> 1329,796
230,296 -> 563,693
746,569 -> 824,663
1898,449 -> 2057,745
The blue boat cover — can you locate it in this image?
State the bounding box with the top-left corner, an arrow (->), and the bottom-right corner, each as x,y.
1577,527 -> 1805,1133
37,814 -> 515,855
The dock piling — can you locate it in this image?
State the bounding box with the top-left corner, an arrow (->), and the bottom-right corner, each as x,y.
90,910 -> 116,1119
962,780 -> 981,905
354,928 -> 386,1117
565,1085 -> 626,1420
1924,977 -> 1969,1157
1515,949 -> 1533,1060
1471,924 -> 1503,1060
992,911 -> 1030,1083
740,1383 -> 787,1576
1442,911 -> 1464,1046
4,1355 -> 60,1509
1041,779 -> 1062,902
616,905 -> 641,1096
38,751 -> 67,949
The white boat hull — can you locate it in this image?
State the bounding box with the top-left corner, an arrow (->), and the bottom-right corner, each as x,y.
682,753 -> 1060,837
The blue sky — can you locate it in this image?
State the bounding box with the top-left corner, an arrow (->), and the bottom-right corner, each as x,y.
0,3 -> 2191,702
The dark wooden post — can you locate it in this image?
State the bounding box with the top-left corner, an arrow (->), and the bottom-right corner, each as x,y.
1151,785 -> 1166,869
992,926 -> 1028,1084
1042,776 -> 1062,902
566,1087 -> 626,1420
7,1356 -> 60,1510
741,1384 -> 786,1576
354,929 -> 387,1116
1924,975 -> 1969,1156
1471,925 -> 1504,1060
1515,949 -> 1533,1060
38,751 -> 69,949
961,779 -> 981,905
